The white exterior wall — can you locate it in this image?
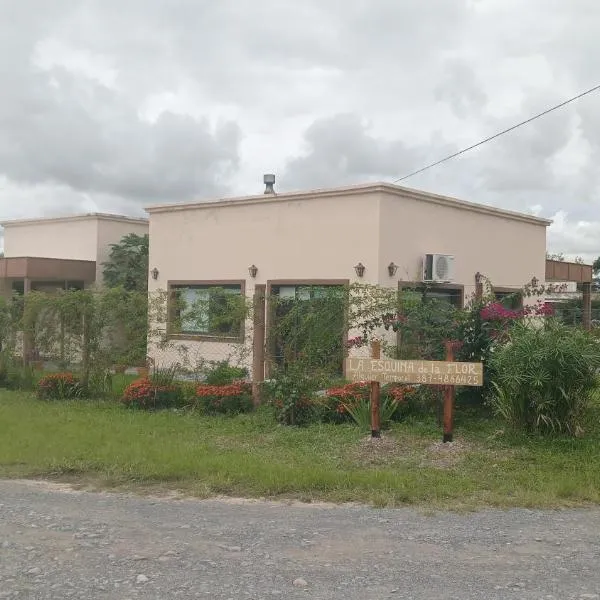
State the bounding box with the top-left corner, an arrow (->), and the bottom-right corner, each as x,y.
147,191 -> 382,370
147,184 -> 550,372
378,191 -> 547,301
3,219 -> 99,262
2,215 -> 149,285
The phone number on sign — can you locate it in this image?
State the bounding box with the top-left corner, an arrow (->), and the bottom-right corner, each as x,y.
416,373 -> 481,385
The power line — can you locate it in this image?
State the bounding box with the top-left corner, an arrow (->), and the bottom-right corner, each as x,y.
392,83 -> 600,184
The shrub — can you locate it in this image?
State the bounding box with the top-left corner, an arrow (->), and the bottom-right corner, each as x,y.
318,382 -> 371,423
195,382 -> 253,415
317,382 -> 416,425
264,364 -> 320,426
37,372 -> 83,400
203,361 -> 248,385
150,364 -> 180,387
0,352 -> 36,391
121,377 -> 183,410
342,395 -> 403,432
488,321 -> 600,435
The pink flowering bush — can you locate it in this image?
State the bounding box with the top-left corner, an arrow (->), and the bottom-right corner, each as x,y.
480,300 -> 553,321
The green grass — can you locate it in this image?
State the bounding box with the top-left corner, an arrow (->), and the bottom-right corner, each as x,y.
2,390 -> 600,509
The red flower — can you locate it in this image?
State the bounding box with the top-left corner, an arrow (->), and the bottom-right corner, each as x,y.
196,381 -> 250,398
121,377 -> 180,409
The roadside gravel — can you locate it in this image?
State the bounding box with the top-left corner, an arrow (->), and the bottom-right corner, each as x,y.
1,479 -> 599,599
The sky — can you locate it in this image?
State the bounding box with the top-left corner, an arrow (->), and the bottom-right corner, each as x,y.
0,0 -> 599,260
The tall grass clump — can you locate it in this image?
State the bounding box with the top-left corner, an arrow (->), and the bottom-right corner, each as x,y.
488,320 -> 600,435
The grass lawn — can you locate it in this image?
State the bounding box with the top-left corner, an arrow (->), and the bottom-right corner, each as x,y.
1,390 -> 600,509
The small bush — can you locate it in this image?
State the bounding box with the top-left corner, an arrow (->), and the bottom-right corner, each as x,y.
87,369 -> 114,398
195,382 -> 253,415
121,377 -> 183,410
264,365 -> 321,426
0,352 -> 36,391
37,373 -> 83,401
317,382 -> 415,425
488,321 -> 600,435
342,395 -> 403,432
203,361 -> 248,385
317,382 -> 371,423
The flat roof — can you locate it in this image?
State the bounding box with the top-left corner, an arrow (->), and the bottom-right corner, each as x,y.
0,212 -> 148,228
145,181 -> 552,227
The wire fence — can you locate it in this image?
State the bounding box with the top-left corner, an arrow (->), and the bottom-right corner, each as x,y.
2,284 -> 596,388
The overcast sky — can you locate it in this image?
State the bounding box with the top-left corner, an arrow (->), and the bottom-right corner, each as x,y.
1,0 -> 599,260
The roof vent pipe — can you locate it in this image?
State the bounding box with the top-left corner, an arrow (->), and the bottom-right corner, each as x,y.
263,173 -> 276,194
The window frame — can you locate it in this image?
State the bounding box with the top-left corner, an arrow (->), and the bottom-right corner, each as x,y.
397,281 -> 465,309
492,286 -> 524,310
167,280 -> 246,343
265,279 -> 349,378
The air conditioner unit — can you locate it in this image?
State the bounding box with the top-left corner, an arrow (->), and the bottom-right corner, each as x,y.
423,254 -> 455,283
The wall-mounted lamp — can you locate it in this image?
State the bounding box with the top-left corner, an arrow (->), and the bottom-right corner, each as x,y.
354,262 -> 365,278
150,267 -> 159,280
475,271 -> 482,284
248,264 -> 258,278
387,262 -> 398,277
531,276 -> 539,288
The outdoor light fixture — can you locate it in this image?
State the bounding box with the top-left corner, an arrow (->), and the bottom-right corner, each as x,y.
354,262 -> 366,278
248,264 -> 258,278
531,276 -> 539,288
387,262 -> 398,277
150,267 -> 159,280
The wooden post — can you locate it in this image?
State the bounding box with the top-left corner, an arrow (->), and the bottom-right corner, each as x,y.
81,309 -> 91,388
443,341 -> 456,443
252,284 -> 266,406
582,282 -> 592,331
475,272 -> 483,302
22,277 -> 32,366
370,339 -> 381,438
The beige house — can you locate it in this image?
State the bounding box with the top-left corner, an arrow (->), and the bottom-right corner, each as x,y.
0,213 -> 149,296
146,180 -> 551,377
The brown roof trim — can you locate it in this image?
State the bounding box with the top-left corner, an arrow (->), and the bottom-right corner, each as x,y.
1,212 -> 148,228
545,259 -> 593,283
0,257 -> 97,282
144,182 -> 552,227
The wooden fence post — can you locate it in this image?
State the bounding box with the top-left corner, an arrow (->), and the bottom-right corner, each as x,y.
475,272 -> 483,302
370,339 -> 381,438
22,278 -> 32,366
252,285 -> 266,406
443,341 -> 456,443
81,309 -> 91,388
583,282 -> 592,331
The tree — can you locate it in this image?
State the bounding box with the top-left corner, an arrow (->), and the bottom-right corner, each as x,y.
594,256 -> 600,276
102,233 -> 149,292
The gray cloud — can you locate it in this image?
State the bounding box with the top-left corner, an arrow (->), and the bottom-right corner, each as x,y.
0,0 -> 600,260
0,0 -> 241,206
282,113 -> 454,190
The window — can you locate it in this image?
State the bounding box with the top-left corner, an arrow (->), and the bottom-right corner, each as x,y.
268,283 -> 347,377
399,284 -> 463,308
30,280 -> 84,292
494,289 -> 523,310
169,283 -> 245,340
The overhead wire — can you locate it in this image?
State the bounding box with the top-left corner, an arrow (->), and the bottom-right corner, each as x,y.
392,83 -> 600,183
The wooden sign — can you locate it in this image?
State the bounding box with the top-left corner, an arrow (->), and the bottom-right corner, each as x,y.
345,357 -> 483,387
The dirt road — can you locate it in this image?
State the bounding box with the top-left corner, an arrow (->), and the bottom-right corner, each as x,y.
1,479 -> 599,599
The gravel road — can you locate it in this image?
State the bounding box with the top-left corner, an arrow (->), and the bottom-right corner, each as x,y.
1,479 -> 600,599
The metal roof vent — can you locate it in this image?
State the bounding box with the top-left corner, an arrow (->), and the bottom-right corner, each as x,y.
263,173 -> 276,194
